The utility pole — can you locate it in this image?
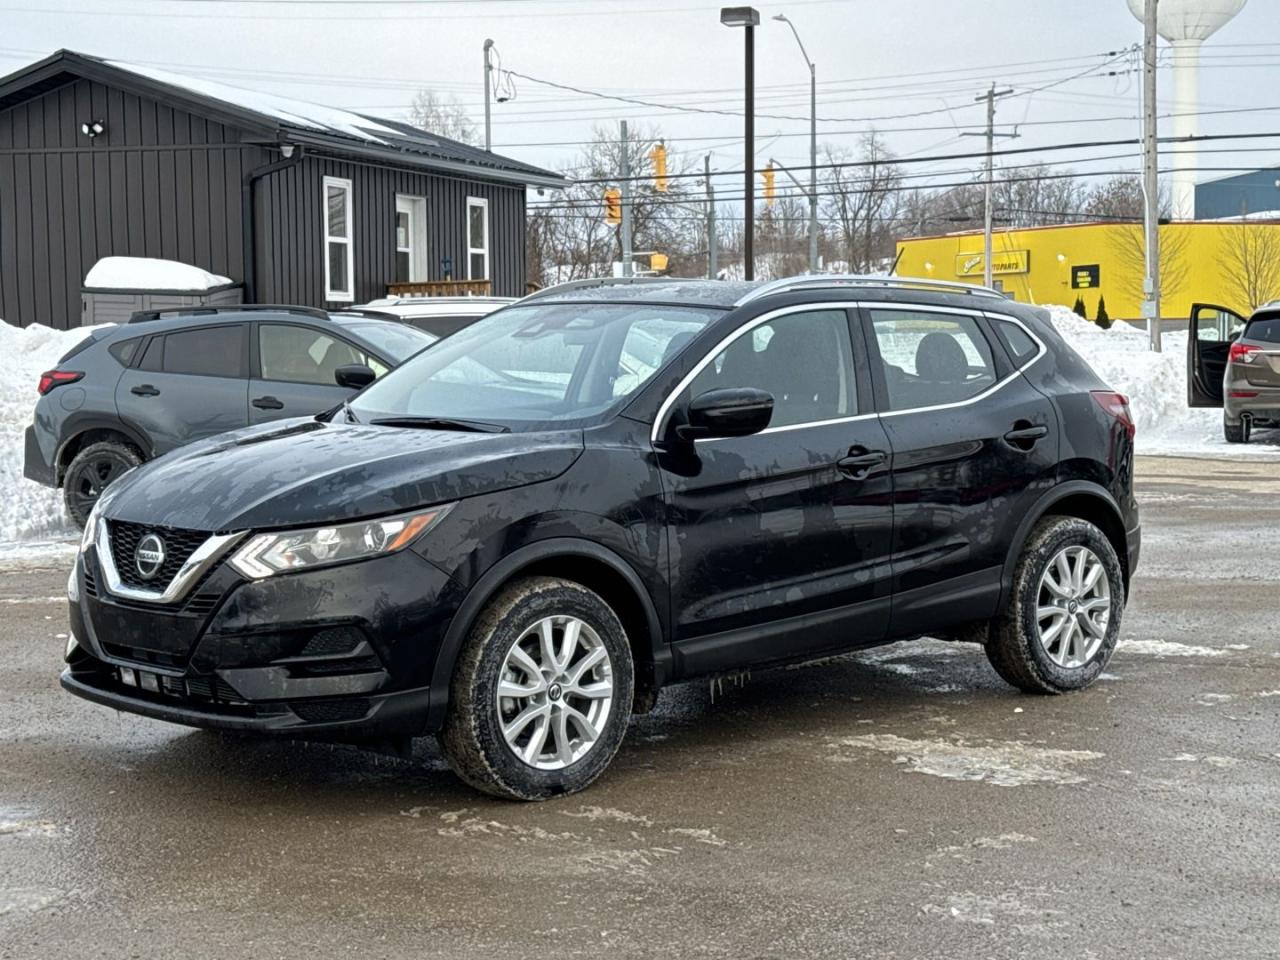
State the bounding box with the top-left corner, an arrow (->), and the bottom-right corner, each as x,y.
705,153 -> 718,279
619,121 -> 633,278
1142,0 -> 1162,351
743,20 -> 755,280
964,84 -> 1015,289
483,39 -> 494,151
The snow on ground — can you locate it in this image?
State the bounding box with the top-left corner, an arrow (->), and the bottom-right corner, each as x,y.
0,301 -> 1274,552
84,256 -> 232,291
1044,304 -> 1280,458
0,321 -> 97,548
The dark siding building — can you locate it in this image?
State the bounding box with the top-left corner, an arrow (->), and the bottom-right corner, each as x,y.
0,50 -> 563,329
1195,167 -> 1280,221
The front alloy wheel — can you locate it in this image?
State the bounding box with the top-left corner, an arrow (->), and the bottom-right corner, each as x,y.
440,577 -> 634,800
497,616 -> 615,770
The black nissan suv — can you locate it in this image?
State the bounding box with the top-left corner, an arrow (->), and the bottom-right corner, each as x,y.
62,276 -> 1140,800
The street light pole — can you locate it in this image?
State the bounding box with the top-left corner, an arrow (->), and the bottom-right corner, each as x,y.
774,13 -> 818,273
1142,0 -> 1162,351
721,6 -> 760,281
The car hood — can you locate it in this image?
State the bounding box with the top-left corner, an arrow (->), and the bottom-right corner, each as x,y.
101,417 -> 584,531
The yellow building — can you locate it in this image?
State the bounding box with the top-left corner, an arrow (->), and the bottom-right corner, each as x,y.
894,220 -> 1280,320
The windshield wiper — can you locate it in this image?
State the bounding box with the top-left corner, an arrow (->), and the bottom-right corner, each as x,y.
369,416 -> 510,434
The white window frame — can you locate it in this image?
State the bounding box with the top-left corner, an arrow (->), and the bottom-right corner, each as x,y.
466,196 -> 490,281
323,175 -> 354,302
395,194 -> 428,282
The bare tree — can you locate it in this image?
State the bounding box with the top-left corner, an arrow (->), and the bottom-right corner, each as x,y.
993,164 -> 1086,227
525,125 -> 702,284
1221,223 -> 1280,312
1109,223 -> 1190,306
1084,174 -> 1172,222
408,89 -> 478,145
822,132 -> 902,272
754,195 -> 812,279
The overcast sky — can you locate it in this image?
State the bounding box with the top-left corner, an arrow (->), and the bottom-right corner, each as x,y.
3,0 -> 1278,202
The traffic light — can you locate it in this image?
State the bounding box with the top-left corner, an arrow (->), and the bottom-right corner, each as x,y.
762,164 -> 777,206
650,142 -> 668,193
604,188 -> 622,225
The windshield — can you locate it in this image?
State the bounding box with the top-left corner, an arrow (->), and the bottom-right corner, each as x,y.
349,301 -> 720,429
337,320 -> 437,362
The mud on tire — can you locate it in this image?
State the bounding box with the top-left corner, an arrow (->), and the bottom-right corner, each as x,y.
985,516 -> 1125,694
439,576 -> 634,801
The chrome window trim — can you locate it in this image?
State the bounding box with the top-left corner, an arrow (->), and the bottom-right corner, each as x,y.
650,301 -> 860,444
860,301 -> 1046,419
97,522 -> 246,604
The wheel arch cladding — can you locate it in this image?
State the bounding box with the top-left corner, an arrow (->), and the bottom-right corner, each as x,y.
1001,482 -> 1130,606
426,538 -> 666,733
57,421 -> 150,483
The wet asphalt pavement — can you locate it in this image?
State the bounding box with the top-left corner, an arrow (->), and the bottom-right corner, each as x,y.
1,455 -> 1278,959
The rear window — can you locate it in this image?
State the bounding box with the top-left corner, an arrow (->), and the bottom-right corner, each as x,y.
991,319 -> 1039,364
1245,316 -> 1280,343
160,325 -> 246,378
108,336 -> 143,366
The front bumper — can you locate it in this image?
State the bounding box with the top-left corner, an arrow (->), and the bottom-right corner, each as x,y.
64,541 -> 465,740
23,424 -> 57,486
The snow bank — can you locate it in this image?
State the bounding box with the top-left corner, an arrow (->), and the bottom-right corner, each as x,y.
1044,305 -> 1280,457
84,256 -> 232,291
0,321 -> 99,546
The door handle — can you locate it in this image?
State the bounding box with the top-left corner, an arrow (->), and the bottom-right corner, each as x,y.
1003,423 -> 1048,450
836,448 -> 887,481
130,384 -> 160,397
252,396 -> 285,410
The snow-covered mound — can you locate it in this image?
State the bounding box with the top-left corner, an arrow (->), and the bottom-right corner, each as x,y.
1043,305 -> 1280,457
0,321 -> 99,546
84,256 -> 232,291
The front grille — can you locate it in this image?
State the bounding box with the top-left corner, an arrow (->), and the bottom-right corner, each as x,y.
109,521 -> 209,591
301,627 -> 364,657
83,562 -> 98,598
293,700 -> 371,723
102,643 -> 183,669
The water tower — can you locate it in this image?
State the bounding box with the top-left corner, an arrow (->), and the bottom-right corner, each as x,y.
1126,0 -> 1247,219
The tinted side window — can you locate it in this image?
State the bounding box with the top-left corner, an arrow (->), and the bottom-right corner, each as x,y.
259,324 -> 365,385
108,336 -> 144,366
870,310 -> 997,412
686,309 -> 856,429
162,325 -> 245,378
1245,317 -> 1280,343
138,336 -> 164,372
991,319 -> 1038,364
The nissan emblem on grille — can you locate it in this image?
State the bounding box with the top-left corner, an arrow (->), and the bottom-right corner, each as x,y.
134,534 -> 166,581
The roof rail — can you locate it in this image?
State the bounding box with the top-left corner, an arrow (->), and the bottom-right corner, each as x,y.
127,303 -> 333,324
519,276 -> 710,303
329,308 -> 405,323
735,274 -> 1006,306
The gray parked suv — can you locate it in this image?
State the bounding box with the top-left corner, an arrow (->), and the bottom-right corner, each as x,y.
25,305 -> 434,525
1188,301 -> 1280,442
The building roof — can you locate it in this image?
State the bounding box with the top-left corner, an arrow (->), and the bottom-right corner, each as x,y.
0,49 -> 566,189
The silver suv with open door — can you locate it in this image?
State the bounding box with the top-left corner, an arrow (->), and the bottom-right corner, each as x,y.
1188,302 -> 1280,443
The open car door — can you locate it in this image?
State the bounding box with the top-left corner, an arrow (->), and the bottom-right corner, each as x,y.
1188,303 -> 1247,407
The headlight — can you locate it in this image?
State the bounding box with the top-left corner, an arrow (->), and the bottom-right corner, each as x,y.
228,505 -> 453,580
80,500 -> 101,553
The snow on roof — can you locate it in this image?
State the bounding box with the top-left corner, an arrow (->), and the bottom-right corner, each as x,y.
103,58 -> 404,144
84,257 -> 234,292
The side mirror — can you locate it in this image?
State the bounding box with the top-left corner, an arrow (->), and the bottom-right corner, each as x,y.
676,387 -> 773,441
334,364 -> 376,389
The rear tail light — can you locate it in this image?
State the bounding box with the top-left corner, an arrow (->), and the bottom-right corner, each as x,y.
1228,342 -> 1262,363
1091,390 -> 1135,441
37,370 -> 84,395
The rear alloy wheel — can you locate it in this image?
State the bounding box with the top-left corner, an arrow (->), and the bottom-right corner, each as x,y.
1224,417 -> 1250,444
440,576 -> 634,800
986,517 -> 1124,694
62,440 -> 142,528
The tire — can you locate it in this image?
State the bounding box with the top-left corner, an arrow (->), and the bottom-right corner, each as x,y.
985,517 -> 1125,694
62,440 -> 143,528
439,576 -> 634,801
1224,417 -> 1250,444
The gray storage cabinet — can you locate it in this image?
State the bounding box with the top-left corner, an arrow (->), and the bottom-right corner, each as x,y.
80,283 -> 243,326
